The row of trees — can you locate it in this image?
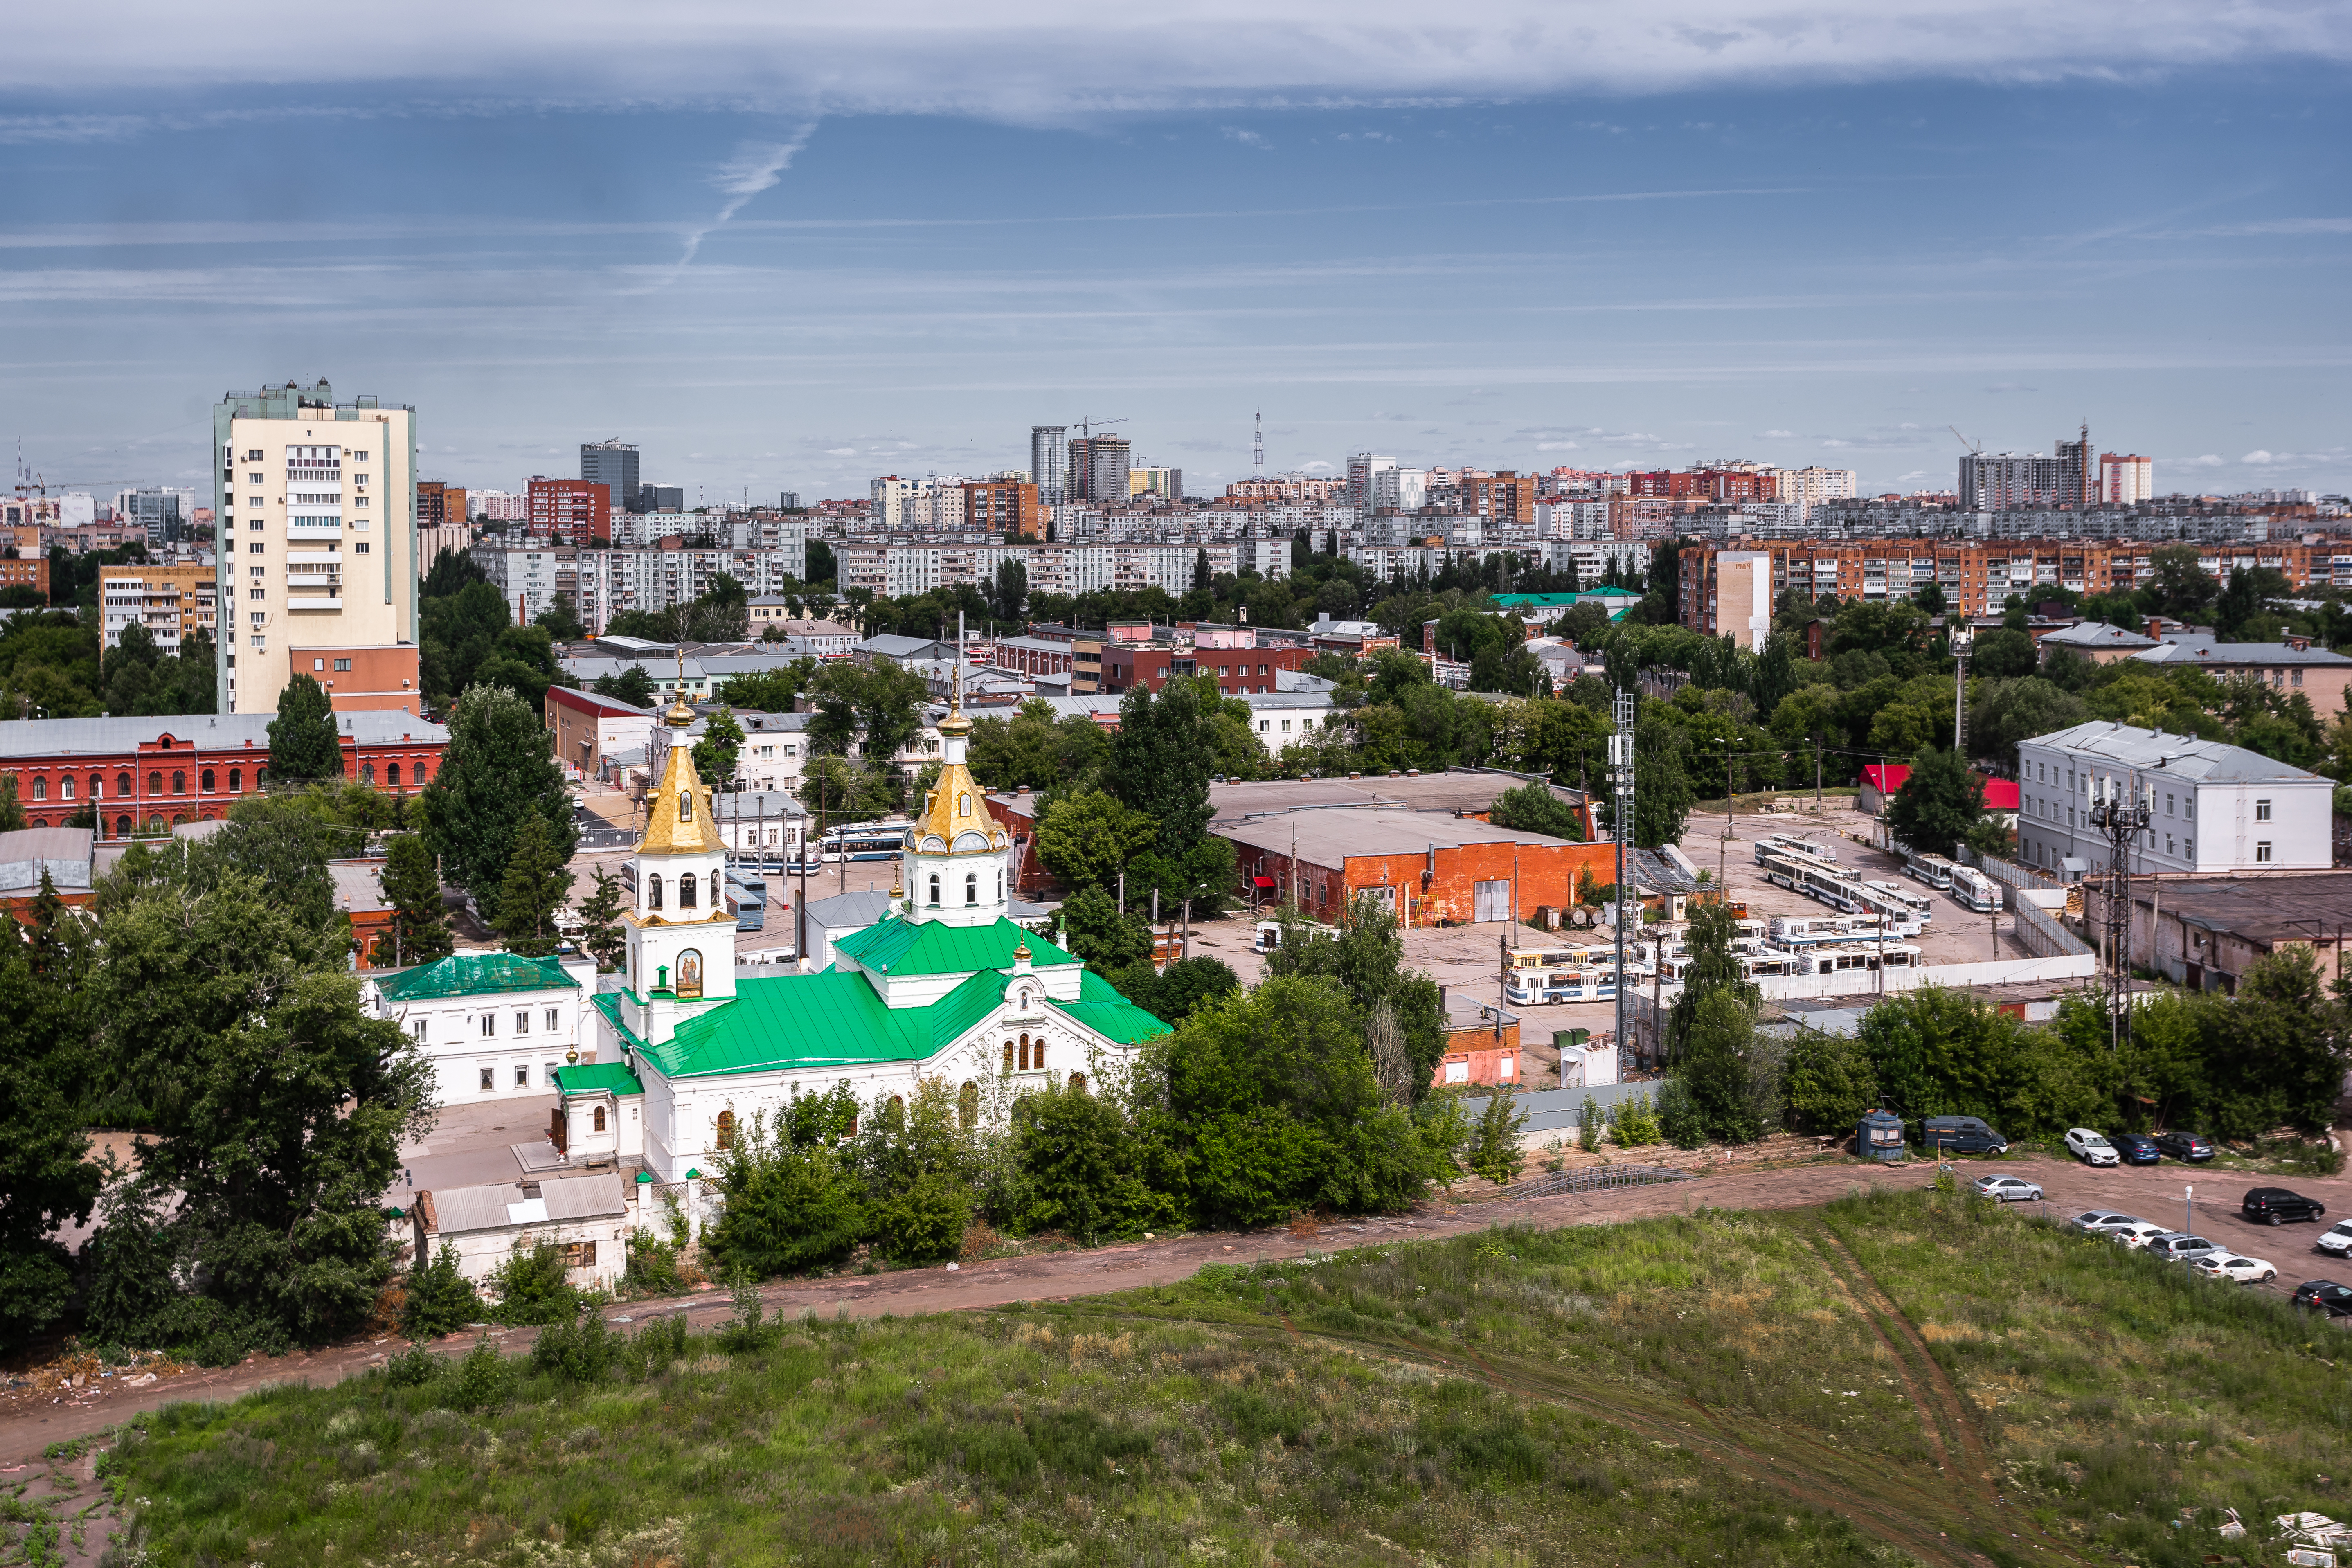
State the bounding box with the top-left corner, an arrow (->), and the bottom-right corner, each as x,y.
1642,904 -> 2350,1151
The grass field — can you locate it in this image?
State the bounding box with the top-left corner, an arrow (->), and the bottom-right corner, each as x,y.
81,1183 -> 2352,1568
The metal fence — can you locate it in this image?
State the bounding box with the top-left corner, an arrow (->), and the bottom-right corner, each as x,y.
1503,1164 -> 1696,1200
2013,896 -> 2093,958
1959,845 -> 2063,894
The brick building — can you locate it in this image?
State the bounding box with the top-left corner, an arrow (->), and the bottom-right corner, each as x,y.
1099,641 -> 1317,696
1456,471 -> 1537,528
962,479 -> 1044,540
1215,810 -> 1614,929
527,477 -> 612,547
0,711 -> 449,837
416,481 -> 468,527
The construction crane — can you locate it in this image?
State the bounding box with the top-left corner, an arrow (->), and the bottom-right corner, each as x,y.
1071,415 -> 1128,442
1948,425 -> 1982,455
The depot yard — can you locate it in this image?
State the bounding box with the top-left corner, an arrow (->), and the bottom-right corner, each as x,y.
77,1183 -> 2352,1568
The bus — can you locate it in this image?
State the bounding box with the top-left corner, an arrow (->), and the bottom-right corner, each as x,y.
1755,832 -> 1840,866
1503,965 -> 1619,1006
1862,878 -> 1934,920
725,873 -> 767,932
1783,941 -> 1923,975
1904,850 -> 1956,890
1949,865 -> 2003,913
816,819 -> 913,862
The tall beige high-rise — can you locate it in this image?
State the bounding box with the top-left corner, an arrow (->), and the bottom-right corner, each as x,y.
212,380 -> 418,713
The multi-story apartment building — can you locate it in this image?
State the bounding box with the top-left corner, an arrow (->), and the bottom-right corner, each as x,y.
1029,426 -> 1067,506
2016,721 -> 2330,876
1958,430 -> 2104,510
869,475 -> 915,529
1346,454 -> 1399,514
1774,466 -> 1859,517
471,490 -> 526,522
833,540 -> 1291,603
581,439 -> 640,511
1456,471 -> 1537,529
1130,466 -> 1182,500
1675,539 -> 2338,633
416,480 -> 468,527
211,379 -> 418,714
98,563 -> 216,653
527,477 -> 612,547
473,538 -> 810,633
963,479 -> 1044,540
116,488 -> 191,546
2100,453 -> 2154,504
1067,434 -> 1132,503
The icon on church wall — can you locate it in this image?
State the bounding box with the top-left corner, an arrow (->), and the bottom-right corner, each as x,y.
677,949 -> 704,998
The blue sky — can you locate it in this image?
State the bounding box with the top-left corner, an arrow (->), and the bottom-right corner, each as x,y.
1,2 -> 2347,503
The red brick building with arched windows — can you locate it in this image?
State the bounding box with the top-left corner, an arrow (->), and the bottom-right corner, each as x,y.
0,711 -> 450,837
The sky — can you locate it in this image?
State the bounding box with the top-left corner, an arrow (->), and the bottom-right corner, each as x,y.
1,1 -> 2348,504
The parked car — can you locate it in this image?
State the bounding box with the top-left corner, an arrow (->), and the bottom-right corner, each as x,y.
2143,1233 -> 2224,1262
2315,1221 -> 2352,1257
2293,1281 -> 2352,1317
2108,1220 -> 2172,1249
2193,1253 -> 2278,1285
2244,1188 -> 2328,1226
1922,1115 -> 2010,1156
1972,1174 -> 2044,1203
2155,1131 -> 2217,1162
2110,1132 -> 2162,1165
2064,1128 -> 2120,1166
2069,1209 -> 2143,1234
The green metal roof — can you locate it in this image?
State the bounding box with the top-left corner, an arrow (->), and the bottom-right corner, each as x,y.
590,958 -> 1167,1082
375,952 -> 579,1003
1494,587 -> 1642,608
833,915 -> 1079,977
554,1062 -> 644,1097
1050,970 -> 1176,1047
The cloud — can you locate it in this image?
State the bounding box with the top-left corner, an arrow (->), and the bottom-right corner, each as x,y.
1537,441 -> 1582,450
667,125 -> 819,277
826,447 -> 857,456
1299,459 -> 1335,471
1221,127 -> 1270,147
1760,428 -> 1794,438
10,2 -> 2349,114
2243,449 -> 2276,464
2188,454 -> 2225,466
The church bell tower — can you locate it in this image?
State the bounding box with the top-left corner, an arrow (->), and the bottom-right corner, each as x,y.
620,671 -> 736,1044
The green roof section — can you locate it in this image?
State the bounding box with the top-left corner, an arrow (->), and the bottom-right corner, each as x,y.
554,1062 -> 645,1097
375,952 -> 579,1003
1051,970 -> 1176,1047
833,915 -> 1079,978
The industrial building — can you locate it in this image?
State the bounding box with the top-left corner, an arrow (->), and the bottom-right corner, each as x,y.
2083,871 -> 2352,994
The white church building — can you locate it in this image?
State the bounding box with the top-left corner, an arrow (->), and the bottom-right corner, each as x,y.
557,675 -> 1173,1182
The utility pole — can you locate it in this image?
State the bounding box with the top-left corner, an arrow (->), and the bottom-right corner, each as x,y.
1814,735 -> 1823,813
1609,686 -> 1635,1066
1950,619 -> 1975,755
1720,738 -> 1734,891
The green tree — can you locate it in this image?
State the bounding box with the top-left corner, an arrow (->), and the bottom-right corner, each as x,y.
796,755 -> 895,832
494,813 -> 575,956
1886,744 -> 1985,857
267,673 -> 344,784
1033,788 -> 1159,894
0,892 -> 100,1353
1104,955 -> 1240,1025
1485,780 -> 1583,839
372,833 -> 454,968
578,866 -> 628,972
591,664 -> 657,708
1056,884 -> 1152,969
533,592 -> 585,642
1466,1091 -> 1529,1184
1858,986 -> 2104,1140
401,1241 -> 483,1341
1013,1087 -> 1173,1242
1781,1029 -> 1881,1135
0,775 -> 25,832
702,1112 -> 867,1278
2147,544 -> 2217,619
717,661 -> 819,715
694,704 -> 746,786
989,557 -> 1029,625
1630,712 -> 1693,848
1265,894 -> 1448,1100
420,684 -> 578,917
1969,627 -> 2038,681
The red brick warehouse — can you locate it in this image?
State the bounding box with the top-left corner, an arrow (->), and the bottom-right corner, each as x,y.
1215,810 -> 1616,927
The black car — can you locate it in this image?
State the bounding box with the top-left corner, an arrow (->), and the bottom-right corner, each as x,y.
2155,1131 -> 2216,1162
2245,1188 -> 2328,1226
2294,1281 -> 2352,1317
2111,1132 -> 2162,1165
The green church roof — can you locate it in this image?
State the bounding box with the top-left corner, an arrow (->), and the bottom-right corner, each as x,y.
375,952 -> 579,1003
1052,970 -> 1178,1046
833,916 -> 1080,977
554,1062 -> 645,1097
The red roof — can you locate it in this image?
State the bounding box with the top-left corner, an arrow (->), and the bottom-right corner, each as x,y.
1861,763 -> 1910,794
1976,776 -> 2020,810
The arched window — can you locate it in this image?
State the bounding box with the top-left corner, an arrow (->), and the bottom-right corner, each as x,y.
677,949 -> 703,998
715,1110 -> 735,1150
145,815 -> 166,835
1069,1073 -> 1087,1095
1002,1039 -> 1014,1071
1018,1033 -> 1030,1071
386,762 -> 400,787
117,771 -> 132,797
959,1081 -> 979,1129
1033,1039 -> 1047,1071
228,769 -> 242,793
147,772 -> 162,796
680,873 -> 697,909
200,770 -> 214,793
58,777 -> 73,801
679,788 -> 693,822
171,771 -> 186,796
113,815 -> 131,838
647,873 -> 664,910
958,791 -> 969,816
88,774 -> 102,800
927,874 -> 941,907
29,777 -> 44,801
361,763 -> 375,785
593,1105 -> 607,1132
964,872 -> 978,906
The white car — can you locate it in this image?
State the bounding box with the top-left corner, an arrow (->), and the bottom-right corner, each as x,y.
2108,1220 -> 2172,1249
2316,1221 -> 2352,1257
1973,1174 -> 2045,1203
2064,1128 -> 2120,1167
2069,1209 -> 2143,1234
2193,1253 -> 2279,1284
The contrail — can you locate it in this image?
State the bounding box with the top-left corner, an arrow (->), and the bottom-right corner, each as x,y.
665,121 -> 819,281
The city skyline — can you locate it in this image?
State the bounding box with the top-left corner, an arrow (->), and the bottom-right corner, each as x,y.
1,5 -> 2346,502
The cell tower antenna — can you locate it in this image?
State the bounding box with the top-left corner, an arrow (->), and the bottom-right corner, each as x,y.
1253,409 -> 1264,480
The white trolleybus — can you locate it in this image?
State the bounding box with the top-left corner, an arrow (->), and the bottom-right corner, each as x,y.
1949,864 -> 2004,913
1503,946 -> 1621,1006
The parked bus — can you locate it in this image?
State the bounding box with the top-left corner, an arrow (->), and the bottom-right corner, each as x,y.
1903,850 -> 1956,890
1783,941 -> 1923,975
724,873 -> 767,932
1503,965 -> 1620,1005
1862,878 -> 1934,920
1949,864 -> 2003,913
817,819 -> 914,862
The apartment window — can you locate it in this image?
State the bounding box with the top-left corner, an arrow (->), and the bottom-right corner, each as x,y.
545,1007 -> 559,1031
355,542 -> 369,553
250,566 -> 264,580
481,1015 -> 495,1037
515,1065 -> 529,1088
250,542 -> 264,553
1259,719 -> 1271,733
515,1010 -> 531,1034
2166,793 -> 2174,815
250,589 -> 266,601
313,658 -> 326,672
2185,797 -> 2194,819
2256,799 -> 2272,821
480,1066 -> 495,1091
2257,841 -> 2273,863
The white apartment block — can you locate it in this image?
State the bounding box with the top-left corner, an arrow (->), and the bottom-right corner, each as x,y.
2100,454 -> 2154,504
210,380 -> 416,713
870,475 -> 915,529
472,489 -> 527,522
1535,499 -> 1614,539
2015,720 -> 2332,876
1769,466 -> 1859,518
474,538 -> 809,632
836,540 -> 1290,602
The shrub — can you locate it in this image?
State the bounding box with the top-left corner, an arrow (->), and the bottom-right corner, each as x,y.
1657,1079 -> 1707,1149
621,1230 -> 685,1296
484,1240 -> 577,1326
385,1344 -> 442,1387
1576,1094 -> 1603,1153
401,1242 -> 481,1341
531,1303 -> 617,1383
1615,1092 -> 1661,1149
1467,1092 -> 1529,1186
632,1312 -> 690,1373
441,1336 -> 512,1411
716,1273 -> 770,1354
703,1114 -> 867,1277
1011,1088 -> 1170,1244
871,1171 -> 972,1267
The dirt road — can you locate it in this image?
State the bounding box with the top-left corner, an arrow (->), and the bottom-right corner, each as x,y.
7,1151 -> 2342,1471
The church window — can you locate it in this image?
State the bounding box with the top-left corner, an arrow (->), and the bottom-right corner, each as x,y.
958,791 -> 969,816
715,1109 -> 736,1150
1002,1039 -> 1014,1071
997,870 -> 1003,902
681,873 -> 697,909
514,1065 -> 529,1088
959,1081 -> 979,1129
515,1010 -> 531,1034
928,874 -> 941,908
172,771 -> 186,795
680,788 -> 693,822
965,872 -> 978,906
481,1015 -> 495,1037
545,1008 -> 559,1030
1019,1033 -> 1030,1071
1033,1038 -> 1047,1071
886,1094 -> 905,1128
647,874 -> 663,910
593,1105 -> 607,1132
